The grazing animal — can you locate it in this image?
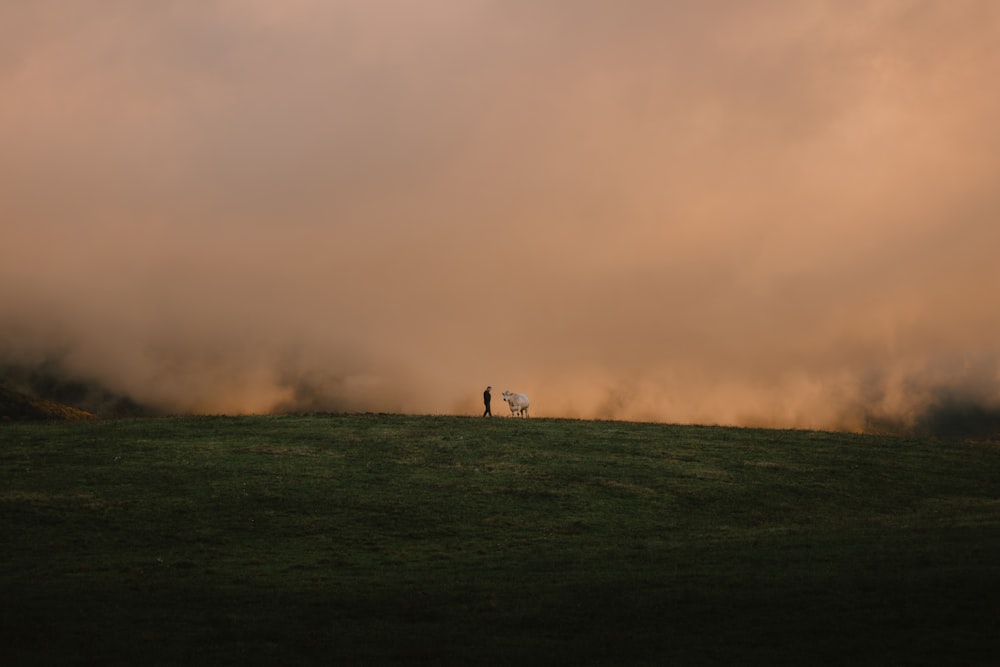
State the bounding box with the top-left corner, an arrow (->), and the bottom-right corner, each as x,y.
501,391 -> 530,418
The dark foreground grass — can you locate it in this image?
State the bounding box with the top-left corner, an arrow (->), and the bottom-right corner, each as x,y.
2,415 -> 999,665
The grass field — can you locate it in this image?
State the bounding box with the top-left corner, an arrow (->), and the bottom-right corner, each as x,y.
2,414 -> 999,665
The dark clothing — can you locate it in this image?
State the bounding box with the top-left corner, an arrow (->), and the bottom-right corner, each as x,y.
483,389 -> 492,417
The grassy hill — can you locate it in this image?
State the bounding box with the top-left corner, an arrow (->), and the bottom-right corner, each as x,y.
2,414 -> 999,665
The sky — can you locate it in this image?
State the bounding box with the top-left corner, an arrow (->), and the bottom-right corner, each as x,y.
3,1 -> 1000,431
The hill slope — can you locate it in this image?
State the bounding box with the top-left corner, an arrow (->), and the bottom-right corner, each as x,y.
0,385 -> 97,421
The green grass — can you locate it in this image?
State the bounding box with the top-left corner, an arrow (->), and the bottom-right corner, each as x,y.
2,415 -> 999,665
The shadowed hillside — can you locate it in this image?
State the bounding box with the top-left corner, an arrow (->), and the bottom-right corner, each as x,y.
0,361 -> 153,418
0,385 -> 97,421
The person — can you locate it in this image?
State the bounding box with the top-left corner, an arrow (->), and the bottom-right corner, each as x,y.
483,386 -> 492,417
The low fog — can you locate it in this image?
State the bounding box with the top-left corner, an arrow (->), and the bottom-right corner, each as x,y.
3,1 -> 1000,432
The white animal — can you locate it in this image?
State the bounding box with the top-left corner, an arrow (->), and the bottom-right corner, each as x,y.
501,391 -> 530,418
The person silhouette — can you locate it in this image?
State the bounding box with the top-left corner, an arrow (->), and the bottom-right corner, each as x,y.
483,386 -> 492,417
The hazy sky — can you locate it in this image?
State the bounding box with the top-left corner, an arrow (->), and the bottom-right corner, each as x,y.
3,1 -> 1000,430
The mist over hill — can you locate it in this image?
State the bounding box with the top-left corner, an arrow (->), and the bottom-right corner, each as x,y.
3,355 -> 1000,438
0,360 -> 154,420
4,3 -> 1000,433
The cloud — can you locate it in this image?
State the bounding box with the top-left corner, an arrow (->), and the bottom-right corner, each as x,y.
3,1 -> 1000,430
